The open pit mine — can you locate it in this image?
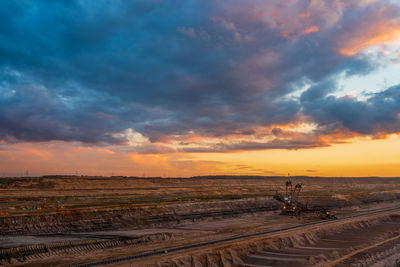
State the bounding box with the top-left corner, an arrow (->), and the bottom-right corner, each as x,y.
1,175 -> 400,266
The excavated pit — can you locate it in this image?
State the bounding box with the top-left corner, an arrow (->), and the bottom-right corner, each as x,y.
146,214 -> 400,267
1,176 -> 400,266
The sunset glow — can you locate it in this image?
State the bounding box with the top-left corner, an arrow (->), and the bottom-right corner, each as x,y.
1,0 -> 400,177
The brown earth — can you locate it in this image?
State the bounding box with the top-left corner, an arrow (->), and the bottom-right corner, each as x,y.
1,176 -> 400,266
130,210 -> 400,267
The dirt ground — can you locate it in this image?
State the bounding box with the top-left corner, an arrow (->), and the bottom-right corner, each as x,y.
128,207 -> 400,267
1,176 -> 400,266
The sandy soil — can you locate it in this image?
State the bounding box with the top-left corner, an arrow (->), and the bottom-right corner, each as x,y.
2,202 -> 400,266
126,208 -> 400,267
1,176 -> 400,266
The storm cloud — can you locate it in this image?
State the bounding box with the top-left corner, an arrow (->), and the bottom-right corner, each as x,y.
1,0 -> 400,152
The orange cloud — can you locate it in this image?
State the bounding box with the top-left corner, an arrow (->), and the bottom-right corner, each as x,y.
300,25 -> 319,35
254,0 -> 345,39
340,28 -> 400,56
338,7 -> 400,56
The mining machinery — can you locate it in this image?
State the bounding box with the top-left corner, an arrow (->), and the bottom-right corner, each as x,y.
273,176 -> 336,219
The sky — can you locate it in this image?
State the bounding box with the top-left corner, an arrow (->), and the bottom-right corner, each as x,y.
1,0 -> 400,177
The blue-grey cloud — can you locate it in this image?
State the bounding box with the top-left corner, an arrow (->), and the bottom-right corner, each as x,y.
0,0 -> 400,150
302,85 -> 400,135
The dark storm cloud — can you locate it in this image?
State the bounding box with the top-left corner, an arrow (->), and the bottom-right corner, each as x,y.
0,0 -> 400,149
302,85 -> 400,135
300,80 -> 337,102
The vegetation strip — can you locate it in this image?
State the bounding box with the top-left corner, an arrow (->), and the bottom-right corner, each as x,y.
72,205 -> 400,267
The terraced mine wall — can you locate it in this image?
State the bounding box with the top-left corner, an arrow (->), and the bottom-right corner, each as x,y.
152,214 -> 400,267
0,198 -> 282,235
0,232 -> 173,265
2,192 -> 400,236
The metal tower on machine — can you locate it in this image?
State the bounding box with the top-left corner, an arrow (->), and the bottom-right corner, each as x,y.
273,175 -> 336,219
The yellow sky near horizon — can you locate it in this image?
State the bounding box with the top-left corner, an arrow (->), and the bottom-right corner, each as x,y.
0,134 -> 399,177
192,134 -> 400,177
